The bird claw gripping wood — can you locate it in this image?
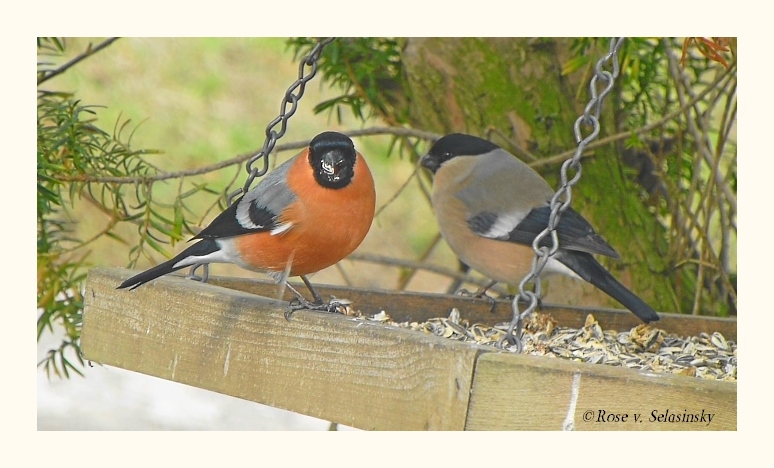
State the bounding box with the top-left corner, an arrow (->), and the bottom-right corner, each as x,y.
284,298 -> 350,321
455,284 -> 498,314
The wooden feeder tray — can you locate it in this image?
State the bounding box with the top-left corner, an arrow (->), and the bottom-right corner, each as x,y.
81,267 -> 737,430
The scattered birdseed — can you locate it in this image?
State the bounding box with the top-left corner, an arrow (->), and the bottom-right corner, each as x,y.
353,308 -> 737,382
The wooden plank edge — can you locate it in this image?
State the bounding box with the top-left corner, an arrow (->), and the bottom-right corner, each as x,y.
206,273 -> 738,341
82,267 -> 492,430
465,351 -> 736,431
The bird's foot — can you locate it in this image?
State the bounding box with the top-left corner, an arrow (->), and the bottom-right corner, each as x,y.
284,297 -> 351,321
456,284 -> 499,313
187,263 -> 210,283
456,287 -> 499,300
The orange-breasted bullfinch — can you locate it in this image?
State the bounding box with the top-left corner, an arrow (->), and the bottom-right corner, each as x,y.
420,133 -> 660,323
118,131 -> 376,314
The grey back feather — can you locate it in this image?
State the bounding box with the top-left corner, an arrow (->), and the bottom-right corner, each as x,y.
455,149 -> 553,215
237,157 -> 298,229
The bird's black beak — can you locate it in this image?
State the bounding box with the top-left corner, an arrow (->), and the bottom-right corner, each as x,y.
420,153 -> 439,174
321,151 -> 346,180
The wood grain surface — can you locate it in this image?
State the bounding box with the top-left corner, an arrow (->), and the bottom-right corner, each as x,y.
81,268 -> 737,430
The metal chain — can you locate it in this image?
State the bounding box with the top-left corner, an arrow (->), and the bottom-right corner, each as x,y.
500,37 -> 625,352
227,37 -> 335,205
189,38 -> 335,283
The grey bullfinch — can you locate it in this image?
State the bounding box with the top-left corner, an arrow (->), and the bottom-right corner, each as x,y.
420,133 -> 659,323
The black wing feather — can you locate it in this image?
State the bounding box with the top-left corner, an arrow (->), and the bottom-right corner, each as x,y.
193,196 -> 277,240
471,206 -> 620,258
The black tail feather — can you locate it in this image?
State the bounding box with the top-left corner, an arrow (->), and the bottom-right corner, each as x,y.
556,251 -> 660,323
117,240 -> 220,290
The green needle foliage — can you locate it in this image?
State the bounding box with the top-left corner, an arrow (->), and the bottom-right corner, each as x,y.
37,38 -> 222,378
288,37 -> 408,126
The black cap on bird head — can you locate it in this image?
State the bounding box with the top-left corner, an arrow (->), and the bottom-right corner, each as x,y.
420,133 -> 501,173
309,131 -> 357,189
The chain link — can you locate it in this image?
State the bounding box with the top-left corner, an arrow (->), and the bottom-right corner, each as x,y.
500,37 -> 625,352
227,37 -> 335,205
189,38 -> 334,284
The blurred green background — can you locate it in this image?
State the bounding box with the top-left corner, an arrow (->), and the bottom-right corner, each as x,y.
43,37 -> 453,293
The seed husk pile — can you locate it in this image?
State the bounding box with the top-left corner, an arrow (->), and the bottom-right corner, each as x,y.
350,308 -> 736,382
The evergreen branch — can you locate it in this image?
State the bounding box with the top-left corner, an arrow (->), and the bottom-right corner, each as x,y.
50,127 -> 442,184
38,37 -> 120,85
